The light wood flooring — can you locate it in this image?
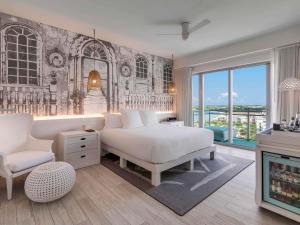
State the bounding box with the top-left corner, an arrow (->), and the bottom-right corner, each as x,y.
0,145 -> 298,225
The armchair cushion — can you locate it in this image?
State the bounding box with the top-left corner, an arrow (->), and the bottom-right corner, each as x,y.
6,151 -> 54,173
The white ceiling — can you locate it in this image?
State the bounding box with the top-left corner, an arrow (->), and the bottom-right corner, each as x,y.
2,0 -> 300,58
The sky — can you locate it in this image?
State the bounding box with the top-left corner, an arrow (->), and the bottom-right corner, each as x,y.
192,64 -> 267,106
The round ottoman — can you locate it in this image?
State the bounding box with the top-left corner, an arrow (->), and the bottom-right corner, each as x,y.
25,162 -> 76,203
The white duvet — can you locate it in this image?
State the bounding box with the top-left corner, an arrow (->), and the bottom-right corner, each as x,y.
101,125 -> 214,164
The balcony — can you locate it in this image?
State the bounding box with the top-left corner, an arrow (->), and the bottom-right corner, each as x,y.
193,109 -> 267,149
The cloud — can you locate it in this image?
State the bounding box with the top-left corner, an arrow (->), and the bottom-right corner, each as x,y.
220,91 -> 238,98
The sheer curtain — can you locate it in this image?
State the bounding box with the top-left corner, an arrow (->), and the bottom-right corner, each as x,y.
276,43 -> 300,122
174,67 -> 193,126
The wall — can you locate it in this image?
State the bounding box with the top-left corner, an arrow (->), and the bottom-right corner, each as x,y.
0,11 -> 174,117
175,23 -> 300,69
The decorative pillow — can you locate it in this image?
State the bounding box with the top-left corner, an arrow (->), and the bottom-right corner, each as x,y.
120,110 -> 144,129
139,110 -> 159,126
103,113 -> 122,129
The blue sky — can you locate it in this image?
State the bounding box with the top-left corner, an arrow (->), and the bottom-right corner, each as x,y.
192,64 -> 267,106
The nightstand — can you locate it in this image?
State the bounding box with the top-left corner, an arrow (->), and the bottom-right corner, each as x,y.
161,120 -> 184,127
58,130 -> 100,169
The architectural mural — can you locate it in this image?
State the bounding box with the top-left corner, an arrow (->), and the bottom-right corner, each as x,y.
0,12 -> 174,116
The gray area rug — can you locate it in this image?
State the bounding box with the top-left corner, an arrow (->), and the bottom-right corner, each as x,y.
101,152 -> 254,216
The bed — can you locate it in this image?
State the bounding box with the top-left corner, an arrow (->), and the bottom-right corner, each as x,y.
101,124 -> 216,186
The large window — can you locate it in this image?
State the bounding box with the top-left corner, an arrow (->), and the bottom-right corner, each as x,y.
163,64 -> 172,93
5,26 -> 39,85
192,63 -> 269,149
136,55 -> 148,79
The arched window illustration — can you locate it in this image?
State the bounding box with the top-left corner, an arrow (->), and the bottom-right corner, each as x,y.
5,26 -> 40,85
136,55 -> 148,79
163,64 -> 172,93
83,42 -> 107,61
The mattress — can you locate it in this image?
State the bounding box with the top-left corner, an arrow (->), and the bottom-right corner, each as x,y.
101,125 -> 214,164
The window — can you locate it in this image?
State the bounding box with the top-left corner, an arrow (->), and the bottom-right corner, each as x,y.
192,63 -> 269,149
136,55 -> 148,79
83,42 -> 107,60
5,26 -> 39,85
163,64 -> 172,93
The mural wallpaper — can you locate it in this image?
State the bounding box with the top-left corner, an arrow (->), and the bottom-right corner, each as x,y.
0,12 -> 174,116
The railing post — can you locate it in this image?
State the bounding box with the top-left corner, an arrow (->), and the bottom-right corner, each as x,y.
247,110 -> 250,141
208,110 -> 211,127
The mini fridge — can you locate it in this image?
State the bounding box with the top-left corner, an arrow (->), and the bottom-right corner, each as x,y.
263,152 -> 300,215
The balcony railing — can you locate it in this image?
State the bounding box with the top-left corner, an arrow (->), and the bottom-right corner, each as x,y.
193,109 -> 267,143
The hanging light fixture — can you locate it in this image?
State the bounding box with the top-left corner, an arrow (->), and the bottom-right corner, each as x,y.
87,29 -> 101,92
168,54 -> 176,95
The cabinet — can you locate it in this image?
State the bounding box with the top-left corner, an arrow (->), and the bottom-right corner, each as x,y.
58,130 -> 100,169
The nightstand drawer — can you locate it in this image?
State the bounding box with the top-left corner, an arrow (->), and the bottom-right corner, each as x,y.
67,134 -> 97,145
65,149 -> 99,169
66,140 -> 97,154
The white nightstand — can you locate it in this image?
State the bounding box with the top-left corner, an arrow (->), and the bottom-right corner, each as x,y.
161,120 -> 184,127
58,130 -> 100,169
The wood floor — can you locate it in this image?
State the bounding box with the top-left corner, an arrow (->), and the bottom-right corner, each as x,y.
0,145 -> 298,225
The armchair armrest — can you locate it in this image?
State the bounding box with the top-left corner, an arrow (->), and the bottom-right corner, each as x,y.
0,152 -> 11,177
25,136 -> 54,152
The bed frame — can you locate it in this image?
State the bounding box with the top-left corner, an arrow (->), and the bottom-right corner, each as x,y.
101,144 -> 216,186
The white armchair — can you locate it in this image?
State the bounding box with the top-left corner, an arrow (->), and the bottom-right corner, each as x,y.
0,113 -> 55,200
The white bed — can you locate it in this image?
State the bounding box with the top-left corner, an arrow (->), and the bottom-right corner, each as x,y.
101,124 -> 216,186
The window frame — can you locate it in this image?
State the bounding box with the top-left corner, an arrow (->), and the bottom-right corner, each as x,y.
4,25 -> 41,86
135,55 -> 148,79
163,64 -> 172,94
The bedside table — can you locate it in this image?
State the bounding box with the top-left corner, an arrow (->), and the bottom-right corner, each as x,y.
58,130 -> 100,169
161,120 -> 184,127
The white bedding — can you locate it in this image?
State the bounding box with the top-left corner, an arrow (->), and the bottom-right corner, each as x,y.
101,125 -> 214,164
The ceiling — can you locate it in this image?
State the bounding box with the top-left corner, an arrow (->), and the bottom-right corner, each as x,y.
2,0 -> 300,58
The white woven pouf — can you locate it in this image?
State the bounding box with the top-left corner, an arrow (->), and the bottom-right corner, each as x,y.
25,162 -> 76,203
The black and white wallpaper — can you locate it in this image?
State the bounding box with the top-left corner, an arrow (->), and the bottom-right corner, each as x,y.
0,12 -> 174,116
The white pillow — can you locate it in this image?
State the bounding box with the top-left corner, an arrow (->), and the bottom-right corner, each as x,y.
139,110 -> 159,126
120,110 -> 144,129
103,113 -> 122,129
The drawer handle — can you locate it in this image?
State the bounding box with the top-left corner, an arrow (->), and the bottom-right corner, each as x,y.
281,155 -> 290,159
81,138 -> 86,141
81,155 -> 86,158
81,145 -> 86,148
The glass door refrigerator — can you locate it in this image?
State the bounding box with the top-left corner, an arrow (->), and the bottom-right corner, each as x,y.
263,152 -> 300,215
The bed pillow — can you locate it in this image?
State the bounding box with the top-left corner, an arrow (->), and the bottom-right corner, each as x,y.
103,113 -> 122,129
120,110 -> 144,129
139,110 -> 159,126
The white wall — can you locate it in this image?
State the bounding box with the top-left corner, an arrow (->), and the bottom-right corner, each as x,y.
175,23 -> 300,69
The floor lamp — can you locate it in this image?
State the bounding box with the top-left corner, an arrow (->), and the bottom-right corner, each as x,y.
279,77 -> 300,120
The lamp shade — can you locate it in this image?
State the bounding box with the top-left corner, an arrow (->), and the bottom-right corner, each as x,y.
279,78 -> 300,91
168,81 -> 176,95
87,70 -> 101,91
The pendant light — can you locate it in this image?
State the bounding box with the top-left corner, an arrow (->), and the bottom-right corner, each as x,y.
168,54 -> 176,95
87,29 -> 101,92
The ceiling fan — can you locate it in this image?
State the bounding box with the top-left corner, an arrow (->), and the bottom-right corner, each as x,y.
157,19 -> 210,41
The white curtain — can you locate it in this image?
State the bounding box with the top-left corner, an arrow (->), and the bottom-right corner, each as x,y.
174,67 -> 193,126
276,43 -> 300,122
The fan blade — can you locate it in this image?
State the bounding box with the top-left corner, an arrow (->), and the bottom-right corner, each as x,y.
189,19 -> 210,33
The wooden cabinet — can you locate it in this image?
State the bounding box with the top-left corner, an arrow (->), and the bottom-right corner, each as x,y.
58,130 -> 100,169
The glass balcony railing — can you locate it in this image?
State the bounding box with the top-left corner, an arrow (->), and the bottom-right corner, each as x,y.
193,109 -> 267,148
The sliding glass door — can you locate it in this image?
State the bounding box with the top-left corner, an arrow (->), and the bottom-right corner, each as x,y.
203,70 -> 229,142
192,63 -> 269,149
232,64 -> 267,148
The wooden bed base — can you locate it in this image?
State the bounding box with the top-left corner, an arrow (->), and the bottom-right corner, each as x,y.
101,144 -> 216,186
